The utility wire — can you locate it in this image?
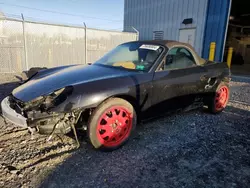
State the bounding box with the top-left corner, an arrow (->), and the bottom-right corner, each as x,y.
0,2 -> 123,22
1,12 -> 124,31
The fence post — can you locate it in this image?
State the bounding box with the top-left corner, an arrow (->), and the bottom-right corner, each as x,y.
21,13 -> 28,71
132,26 -> 139,41
84,22 -> 87,64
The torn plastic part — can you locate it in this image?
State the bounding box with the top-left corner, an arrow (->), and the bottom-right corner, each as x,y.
24,97 -> 84,146
205,78 -> 218,90
23,96 -> 44,111
27,127 -> 36,140
15,86 -> 73,113
46,112 -> 81,148
47,115 -> 66,142
1,97 -> 27,128
27,112 -> 71,135
5,86 -> 74,128
71,121 -> 80,148
4,94 -> 84,147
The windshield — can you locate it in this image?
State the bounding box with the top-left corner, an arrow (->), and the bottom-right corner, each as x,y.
95,42 -> 164,72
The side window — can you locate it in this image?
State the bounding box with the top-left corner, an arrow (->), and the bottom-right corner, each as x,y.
179,48 -> 195,62
163,47 -> 196,70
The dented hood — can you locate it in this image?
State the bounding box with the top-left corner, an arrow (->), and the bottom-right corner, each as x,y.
12,64 -> 137,102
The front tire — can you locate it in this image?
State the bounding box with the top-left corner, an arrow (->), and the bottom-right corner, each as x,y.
207,83 -> 230,114
88,98 -> 136,151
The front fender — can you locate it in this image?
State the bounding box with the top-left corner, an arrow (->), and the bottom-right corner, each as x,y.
52,80 -> 136,112
59,89 -> 132,112
51,73 -> 153,113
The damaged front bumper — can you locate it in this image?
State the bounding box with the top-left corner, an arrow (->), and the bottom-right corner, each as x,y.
1,97 -> 27,128
1,96 -> 72,135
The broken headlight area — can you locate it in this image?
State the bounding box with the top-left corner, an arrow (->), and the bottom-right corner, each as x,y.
22,86 -> 74,113
7,86 -> 75,133
4,86 -> 83,147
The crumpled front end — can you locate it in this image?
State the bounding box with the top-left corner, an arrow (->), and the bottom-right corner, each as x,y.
1,96 -> 27,128
1,86 -> 79,135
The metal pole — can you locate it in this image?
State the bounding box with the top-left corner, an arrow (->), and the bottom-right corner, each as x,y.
132,26 -> 139,41
209,42 -> 216,61
83,22 -> 87,64
21,13 -> 28,71
227,47 -> 233,68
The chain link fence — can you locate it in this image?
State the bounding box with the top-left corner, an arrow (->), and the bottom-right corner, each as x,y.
0,16 -> 137,73
0,18 -> 25,73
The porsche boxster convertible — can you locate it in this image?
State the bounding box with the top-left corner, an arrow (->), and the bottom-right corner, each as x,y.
1,40 -> 230,150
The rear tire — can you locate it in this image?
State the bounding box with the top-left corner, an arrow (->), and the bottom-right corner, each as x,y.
207,82 -> 230,114
88,98 -> 137,151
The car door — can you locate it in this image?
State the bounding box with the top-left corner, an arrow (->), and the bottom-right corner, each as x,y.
151,47 -> 208,112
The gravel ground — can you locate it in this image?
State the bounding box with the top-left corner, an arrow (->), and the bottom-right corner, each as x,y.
0,74 -> 249,188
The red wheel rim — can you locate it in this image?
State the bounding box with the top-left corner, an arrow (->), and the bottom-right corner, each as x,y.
97,106 -> 133,147
215,86 -> 229,111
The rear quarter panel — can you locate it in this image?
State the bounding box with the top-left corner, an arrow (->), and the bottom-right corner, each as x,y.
203,61 -> 230,90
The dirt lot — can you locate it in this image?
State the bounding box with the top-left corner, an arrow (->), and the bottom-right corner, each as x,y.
0,74 -> 249,188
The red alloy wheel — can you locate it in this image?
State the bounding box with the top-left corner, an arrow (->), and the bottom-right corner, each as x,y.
96,106 -> 133,147
215,86 -> 229,111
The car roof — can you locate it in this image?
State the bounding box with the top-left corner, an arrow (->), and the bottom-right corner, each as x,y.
127,40 -> 206,65
131,40 -> 194,50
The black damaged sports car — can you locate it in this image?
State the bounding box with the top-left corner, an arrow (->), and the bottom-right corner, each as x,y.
1,40 -> 230,150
